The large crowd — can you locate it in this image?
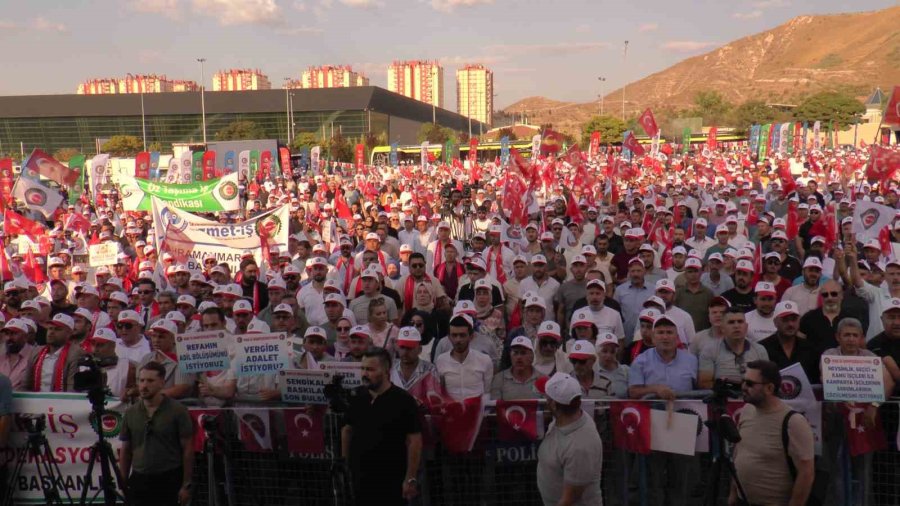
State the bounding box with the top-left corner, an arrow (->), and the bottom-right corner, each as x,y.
1,139 -> 899,505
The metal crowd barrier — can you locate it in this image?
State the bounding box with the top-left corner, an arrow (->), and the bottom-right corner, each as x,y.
186,400 -> 900,506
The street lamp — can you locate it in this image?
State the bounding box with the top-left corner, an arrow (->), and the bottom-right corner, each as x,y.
283,77 -> 292,144
597,76 -> 606,116
197,58 -> 207,145
621,41 -> 629,121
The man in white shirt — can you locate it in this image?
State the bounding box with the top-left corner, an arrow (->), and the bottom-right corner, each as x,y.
518,255 -> 561,311
573,279 -> 625,342
114,310 -> 150,365
744,282 -> 778,343
782,257 -> 824,317
297,257 -> 329,326
654,278 -> 696,348
685,218 -> 717,259
397,215 -> 421,250
435,314 -> 493,401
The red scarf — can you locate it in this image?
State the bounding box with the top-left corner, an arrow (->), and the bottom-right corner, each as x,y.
486,246 -> 507,284
351,277 -> 364,298
252,283 -> 260,314
32,342 -> 72,392
404,274 -> 431,312
432,240 -> 445,276
336,256 -> 354,294
436,261 -> 464,283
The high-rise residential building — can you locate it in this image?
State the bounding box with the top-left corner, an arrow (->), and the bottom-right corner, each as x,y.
456,64 -> 493,126
387,60 -> 443,108
301,65 -> 369,89
77,75 -> 199,94
211,69 -> 272,91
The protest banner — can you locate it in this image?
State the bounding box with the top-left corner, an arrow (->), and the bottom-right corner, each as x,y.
2,393 -> 125,503
118,172 -> 240,212
822,355 -> 886,403
175,331 -> 231,374
319,362 -> 363,389
88,243 -> 118,267
232,332 -> 290,377
279,369 -> 331,405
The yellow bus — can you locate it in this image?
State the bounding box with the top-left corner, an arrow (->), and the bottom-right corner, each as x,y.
369,139 -> 535,165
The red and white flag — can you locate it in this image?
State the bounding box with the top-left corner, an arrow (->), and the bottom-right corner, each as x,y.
843,404 -> 887,457
865,145 -> 900,186
22,148 -> 80,186
638,108 -> 660,138
283,407 -> 326,455
496,400 -> 543,442
189,409 -> 223,452
883,86 -> 900,126
610,402 -> 651,454
4,209 -> 47,242
235,408 -> 273,452
427,394 -> 484,454
622,132 -> 645,157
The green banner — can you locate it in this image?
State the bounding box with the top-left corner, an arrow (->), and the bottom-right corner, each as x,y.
681,128 -> 691,155
249,150 -> 260,181
119,172 -> 240,211
758,124 -> 770,159
444,141 -> 453,164
191,151 -> 204,182
786,124 -> 794,155
68,154 -> 86,205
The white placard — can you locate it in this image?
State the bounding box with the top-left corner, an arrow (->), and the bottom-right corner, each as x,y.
88,242 -> 118,267
279,369 -> 331,404
821,355 -> 885,403
232,332 -> 290,377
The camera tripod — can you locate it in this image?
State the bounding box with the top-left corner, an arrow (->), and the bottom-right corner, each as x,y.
79,386 -> 128,506
3,415 -> 72,506
201,415 -> 237,506
704,403 -> 748,506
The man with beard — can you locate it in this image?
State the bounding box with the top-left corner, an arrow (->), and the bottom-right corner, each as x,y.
782,257 -> 824,317
0,319 -> 35,390
721,259 -> 757,313
536,372 -> 603,506
744,282 -> 779,343
239,260 -> 268,313
137,319 -> 194,399
769,230 -> 803,281
732,360 -> 814,506
610,228 -> 644,284
298,257 -> 329,325
293,326 -> 333,369
187,274 -> 213,302
119,362 -> 194,506
698,308 -> 769,388
231,300 -> 255,335
342,348 -> 422,506
47,279 -> 76,318
798,278 -> 862,354
390,327 -> 438,398
396,252 -> 448,314
760,301 -> 820,383
435,314 -> 493,400
24,314 -> 84,392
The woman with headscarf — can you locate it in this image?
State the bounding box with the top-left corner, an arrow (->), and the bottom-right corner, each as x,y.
473,279 -> 506,362
401,309 -> 438,362
330,316 -> 355,361
402,282 -> 450,350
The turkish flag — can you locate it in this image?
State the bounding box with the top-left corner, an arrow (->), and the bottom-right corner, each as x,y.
865,145 -> 900,186
135,152 -> 151,179
622,132 -> 645,156
333,190 -> 353,220
786,200 -> 799,241
725,401 -> 748,426
5,209 -> 47,242
540,130 -> 564,156
189,408 -> 223,452
283,406 -> 326,455
610,402 -> 651,454
22,249 -> 46,286
63,212 -> 92,235
843,404 -> 887,457
22,148 -> 79,186
235,408 -> 273,452
427,394 -> 484,454
565,194 -> 583,224
202,151 -> 217,181
496,400 -> 543,442
778,160 -> 797,195
638,108 -> 660,138
884,86 -> 900,126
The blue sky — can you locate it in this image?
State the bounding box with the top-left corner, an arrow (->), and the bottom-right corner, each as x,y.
0,0 -> 892,110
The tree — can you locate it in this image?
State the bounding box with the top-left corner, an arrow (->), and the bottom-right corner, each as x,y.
291,132 -> 320,151
690,90 -> 732,124
581,115 -> 627,145
101,135 -> 143,157
496,127 -> 518,141
215,120 -> 267,141
792,91 -> 865,127
52,148 -> 80,162
417,123 -> 454,145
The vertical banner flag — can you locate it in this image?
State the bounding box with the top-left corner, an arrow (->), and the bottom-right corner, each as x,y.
802,122 -> 809,153
249,150 -> 260,181
0,158 -> 14,206
749,125 -> 760,156
180,150 -> 193,184
883,86 -> 900,126
590,131 -> 602,158
134,151 -> 150,179
390,142 -> 399,166
682,127 -> 691,154
310,146 -> 320,174
420,141 -> 428,168
150,151 -> 161,180
792,123 -> 802,154
779,123 -> 790,154
224,150 -> 236,175
758,124 -> 769,159
279,147 -> 292,179
771,123 -> 782,155
468,138 -> 478,163
707,127 -> 718,150
270,149 -> 280,178
235,409 -> 273,452
442,141 -> 452,165
260,150 -> 272,182
282,408 -> 326,454
202,151 -> 216,181
90,154 -> 110,196
355,143 -> 365,169
500,136 -> 510,166
166,155 -> 179,183
238,150 -> 250,181
813,121 -> 821,150
66,154 -> 86,205
191,151 -> 204,182
531,134 -> 541,160
766,123 -> 776,156
638,108 -> 660,138
786,123 -> 794,155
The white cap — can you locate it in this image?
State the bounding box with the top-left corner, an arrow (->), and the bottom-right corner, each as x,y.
882,298 -> 900,315
568,340 -> 596,359
655,279 -> 675,293
538,372 -> 582,405
523,295 -> 546,310
755,281 -> 776,296
1,318 -> 29,334
273,303 -> 294,314
349,325 -> 370,338
304,326 -> 327,340
233,300 -> 253,314
247,319 -> 271,334
537,321 -> 561,340
117,310 -> 144,326
685,257 -> 703,269
150,319 -> 177,335
45,313 -> 75,330
396,327 -> 422,348
774,301 -> 800,319
509,335 -> 534,352
735,259 -> 755,273
474,278 -> 492,291
91,327 -> 118,343
802,257 -> 823,270
166,311 -> 186,324
177,295 -> 197,307
596,332 -> 619,348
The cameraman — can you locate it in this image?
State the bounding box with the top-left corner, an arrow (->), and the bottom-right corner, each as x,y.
439,188 -> 471,243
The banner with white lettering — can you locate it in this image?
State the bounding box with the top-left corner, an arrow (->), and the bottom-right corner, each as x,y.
2,393 -> 125,503
232,333 -> 290,377
279,369 -> 330,404
175,331 -> 231,374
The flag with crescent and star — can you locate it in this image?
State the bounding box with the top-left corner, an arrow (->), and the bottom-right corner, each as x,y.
235,408 -> 273,452
283,407 -> 326,455
189,408 -> 223,452
427,394 -> 484,454
610,402 -> 651,454
842,403 -> 887,457
496,400 -> 543,442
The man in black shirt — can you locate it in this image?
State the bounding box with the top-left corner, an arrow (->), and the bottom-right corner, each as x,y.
759,301 -> 821,383
868,299 -> 900,396
342,348 -> 422,505
721,260 -> 756,313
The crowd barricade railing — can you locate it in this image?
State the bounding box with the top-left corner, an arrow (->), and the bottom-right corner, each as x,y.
183,396 -> 900,506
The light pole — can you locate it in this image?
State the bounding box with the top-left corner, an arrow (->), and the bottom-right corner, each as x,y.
621,41 -> 628,121
139,77 -> 147,151
597,76 -> 606,116
197,58 -> 207,145
283,78 -> 292,144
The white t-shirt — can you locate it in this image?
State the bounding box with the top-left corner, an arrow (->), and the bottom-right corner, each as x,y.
744,310 -> 777,343
116,338 -> 151,366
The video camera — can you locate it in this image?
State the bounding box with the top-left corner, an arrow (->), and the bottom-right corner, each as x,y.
703,378 -> 743,444
323,374 -> 352,413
